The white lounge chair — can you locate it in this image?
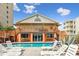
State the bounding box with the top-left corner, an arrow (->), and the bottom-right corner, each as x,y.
0,43 -> 22,52
2,51 -> 22,56
41,44 -> 68,56
0,44 -> 9,52
0,44 -> 23,56
65,44 -> 78,56
53,40 -> 58,47
53,44 -> 68,56
6,41 -> 13,47
41,47 -> 53,56
41,41 -> 59,56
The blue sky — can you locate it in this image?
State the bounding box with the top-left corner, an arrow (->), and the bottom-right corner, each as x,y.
14,3 -> 79,25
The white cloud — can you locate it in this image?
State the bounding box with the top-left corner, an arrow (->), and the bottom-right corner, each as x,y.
13,3 -> 20,12
57,7 -> 71,16
24,5 -> 37,14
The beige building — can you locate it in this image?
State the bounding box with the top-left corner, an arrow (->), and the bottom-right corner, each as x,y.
75,17 -> 79,34
64,17 -> 79,35
63,17 -> 79,44
15,14 -> 61,42
64,20 -> 76,44
0,3 -> 13,27
64,20 -> 75,35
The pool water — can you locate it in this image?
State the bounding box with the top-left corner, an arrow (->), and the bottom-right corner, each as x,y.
12,42 -> 54,47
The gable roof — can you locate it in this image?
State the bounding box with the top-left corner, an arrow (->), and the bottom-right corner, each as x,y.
16,13 -> 60,25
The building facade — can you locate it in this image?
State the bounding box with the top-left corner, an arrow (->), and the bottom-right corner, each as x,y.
0,28 -> 20,43
63,17 -> 79,44
64,20 -> 75,35
64,17 -> 79,35
15,14 -> 61,42
0,3 -> 13,27
75,17 -> 79,34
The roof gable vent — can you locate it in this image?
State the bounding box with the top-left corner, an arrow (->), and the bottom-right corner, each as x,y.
34,15 -> 41,22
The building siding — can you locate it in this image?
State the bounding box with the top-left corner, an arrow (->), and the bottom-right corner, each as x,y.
0,3 -> 13,27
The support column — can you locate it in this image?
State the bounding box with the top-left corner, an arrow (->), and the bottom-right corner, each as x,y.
30,33 -> 33,42
17,33 -> 21,42
53,33 -> 57,41
54,33 -> 59,41
43,33 -> 46,42
54,33 -> 57,39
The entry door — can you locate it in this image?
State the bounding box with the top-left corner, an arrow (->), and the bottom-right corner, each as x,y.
33,33 -> 42,42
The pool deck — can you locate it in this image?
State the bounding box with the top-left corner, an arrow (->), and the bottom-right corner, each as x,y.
22,47 -> 41,56
21,47 -> 79,56
0,47 -> 79,56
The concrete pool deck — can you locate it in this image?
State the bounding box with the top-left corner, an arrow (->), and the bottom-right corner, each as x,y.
22,47 -> 41,56
21,47 -> 79,56
0,47 -> 79,56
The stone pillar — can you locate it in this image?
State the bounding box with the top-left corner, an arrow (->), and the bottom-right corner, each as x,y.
30,33 -> 33,42
43,33 -> 45,42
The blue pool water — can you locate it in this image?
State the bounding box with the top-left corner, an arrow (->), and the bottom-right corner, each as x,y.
12,42 -> 54,47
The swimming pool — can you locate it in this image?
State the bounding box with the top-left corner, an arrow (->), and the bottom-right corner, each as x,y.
11,42 -> 54,47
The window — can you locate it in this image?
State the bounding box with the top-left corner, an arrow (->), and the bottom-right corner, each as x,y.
70,30 -> 73,33
6,6 -> 8,9
7,21 -> 8,23
46,33 -> 53,38
7,16 -> 8,19
70,21 -> 73,23
64,23 -> 65,25
74,31 -> 75,33
21,33 -> 29,38
7,11 -> 8,13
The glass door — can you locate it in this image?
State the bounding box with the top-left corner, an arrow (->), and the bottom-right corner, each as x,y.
33,33 -> 42,42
